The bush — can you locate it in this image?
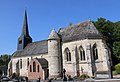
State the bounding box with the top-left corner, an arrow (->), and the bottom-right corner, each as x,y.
79,74 -> 89,80
73,76 -> 80,81
112,70 -> 118,75
115,63 -> 120,74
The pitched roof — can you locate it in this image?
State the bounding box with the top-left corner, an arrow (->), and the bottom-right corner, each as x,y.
12,40 -> 48,57
36,58 -> 48,69
12,20 -> 103,58
21,10 -> 29,36
58,20 -> 103,42
48,29 -> 60,40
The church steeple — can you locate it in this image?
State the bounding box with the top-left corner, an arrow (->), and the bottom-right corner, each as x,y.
21,10 -> 29,36
17,10 -> 32,51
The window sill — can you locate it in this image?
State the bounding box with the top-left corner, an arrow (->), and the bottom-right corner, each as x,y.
79,61 -> 87,64
95,60 -> 103,63
65,61 -> 72,64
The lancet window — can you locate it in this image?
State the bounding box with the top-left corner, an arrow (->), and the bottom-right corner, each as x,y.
64,48 -> 71,61
79,46 -> 85,61
93,44 -> 98,60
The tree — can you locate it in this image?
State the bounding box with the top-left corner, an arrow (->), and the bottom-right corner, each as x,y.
93,19 -> 114,45
113,21 -> 120,41
0,54 -> 11,67
113,42 -> 120,59
113,22 -> 120,62
93,18 -> 114,47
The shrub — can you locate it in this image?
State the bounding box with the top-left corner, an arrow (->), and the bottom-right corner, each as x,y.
112,70 -> 118,75
73,76 -> 80,80
115,63 -> 120,74
79,74 -> 89,80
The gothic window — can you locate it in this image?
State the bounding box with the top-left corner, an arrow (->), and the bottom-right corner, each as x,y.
27,58 -> 29,66
30,65 -> 32,72
64,48 -> 71,61
33,62 -> 36,72
20,59 -> 22,69
93,44 -> 98,60
79,46 -> 85,61
37,65 -> 39,72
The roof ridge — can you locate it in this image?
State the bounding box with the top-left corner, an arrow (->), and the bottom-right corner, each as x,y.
58,20 -> 92,32
48,29 -> 60,40
28,40 -> 47,44
58,20 -> 103,42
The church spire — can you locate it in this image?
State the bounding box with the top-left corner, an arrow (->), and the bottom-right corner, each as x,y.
17,10 -> 32,51
21,10 -> 29,36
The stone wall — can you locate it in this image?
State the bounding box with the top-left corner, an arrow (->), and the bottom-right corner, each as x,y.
11,53 -> 48,77
48,39 -> 61,78
62,39 -> 110,77
11,38 -> 110,79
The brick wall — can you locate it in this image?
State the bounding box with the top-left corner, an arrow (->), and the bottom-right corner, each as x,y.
28,59 -> 43,80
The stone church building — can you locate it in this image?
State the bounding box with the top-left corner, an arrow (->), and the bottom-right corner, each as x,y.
8,11 -> 112,80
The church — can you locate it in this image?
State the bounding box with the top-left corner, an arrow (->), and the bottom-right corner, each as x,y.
8,11 -> 112,80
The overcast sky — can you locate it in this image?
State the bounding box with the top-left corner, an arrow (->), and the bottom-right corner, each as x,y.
0,0 -> 120,55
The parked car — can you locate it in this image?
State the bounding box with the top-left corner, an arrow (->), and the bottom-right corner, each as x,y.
11,77 -> 19,82
11,76 -> 28,82
1,76 -> 10,81
19,76 -> 28,82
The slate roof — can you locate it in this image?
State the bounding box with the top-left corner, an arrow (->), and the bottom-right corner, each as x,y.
21,10 -> 29,36
48,29 -> 60,40
36,58 -> 48,69
12,20 -> 103,57
12,40 -> 48,57
58,20 -> 103,42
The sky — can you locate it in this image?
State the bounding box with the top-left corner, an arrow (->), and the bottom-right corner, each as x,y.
0,0 -> 120,55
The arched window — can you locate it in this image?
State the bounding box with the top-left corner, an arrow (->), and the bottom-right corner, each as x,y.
37,65 -> 39,72
27,58 -> 29,66
64,48 -> 71,61
79,46 -> 85,61
93,44 -> 98,60
30,65 -> 32,72
20,59 -> 22,69
33,62 -> 36,72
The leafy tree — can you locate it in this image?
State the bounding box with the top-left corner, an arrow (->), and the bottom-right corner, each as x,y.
113,42 -> 120,60
93,18 -> 116,65
93,18 -> 114,47
0,58 -> 4,66
113,21 -> 120,62
0,54 -> 11,67
113,22 -> 120,40
114,63 -> 120,74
